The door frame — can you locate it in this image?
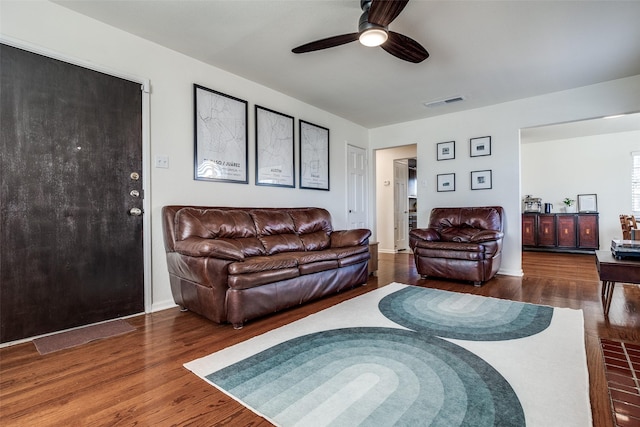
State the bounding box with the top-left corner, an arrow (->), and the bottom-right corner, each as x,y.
1,35 -> 153,315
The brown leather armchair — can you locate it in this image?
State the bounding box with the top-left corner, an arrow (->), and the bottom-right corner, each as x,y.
409,207 -> 504,286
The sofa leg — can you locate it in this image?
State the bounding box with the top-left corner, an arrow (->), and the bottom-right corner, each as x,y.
179,306 -> 188,312
473,281 -> 482,287
420,275 -> 428,279
233,323 -> 244,330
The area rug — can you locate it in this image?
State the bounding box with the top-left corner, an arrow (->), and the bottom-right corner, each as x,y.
600,338 -> 640,426
33,319 -> 136,355
185,283 -> 591,426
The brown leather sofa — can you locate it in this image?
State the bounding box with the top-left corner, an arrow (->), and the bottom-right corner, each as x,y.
162,206 -> 371,328
409,206 -> 504,286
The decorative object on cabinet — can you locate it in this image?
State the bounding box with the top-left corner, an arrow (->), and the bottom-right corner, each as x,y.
299,120 -> 330,191
522,213 -> 599,253
563,197 -> 576,213
255,105 -> 295,188
437,173 -> 455,192
194,84 -> 248,183
470,136 -> 491,157
577,194 -> 598,213
523,195 -> 542,213
471,169 -> 492,190
436,141 -> 455,161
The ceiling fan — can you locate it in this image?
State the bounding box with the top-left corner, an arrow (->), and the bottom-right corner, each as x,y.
292,0 -> 429,63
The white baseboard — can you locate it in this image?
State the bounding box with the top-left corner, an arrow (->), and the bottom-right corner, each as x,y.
152,299 -> 178,313
498,268 -> 524,277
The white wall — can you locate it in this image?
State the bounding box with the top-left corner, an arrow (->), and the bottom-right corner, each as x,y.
374,145 -> 417,252
1,1 -> 369,310
522,130 -> 640,248
370,75 -> 640,277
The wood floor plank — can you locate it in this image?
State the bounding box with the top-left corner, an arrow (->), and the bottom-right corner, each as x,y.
1,251 -> 638,426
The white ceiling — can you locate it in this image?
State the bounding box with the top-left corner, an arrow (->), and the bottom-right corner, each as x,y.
55,0 -> 640,130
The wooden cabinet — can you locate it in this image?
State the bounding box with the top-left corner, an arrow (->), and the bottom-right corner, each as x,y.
537,214 -> 557,247
522,215 -> 536,246
557,215 -> 577,248
522,213 -> 599,253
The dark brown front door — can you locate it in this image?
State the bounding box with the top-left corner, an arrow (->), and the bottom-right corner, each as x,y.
0,44 -> 144,343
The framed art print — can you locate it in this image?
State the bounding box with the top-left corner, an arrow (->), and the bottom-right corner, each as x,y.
471,169 -> 492,190
299,120 -> 329,190
577,194 -> 598,212
437,141 -> 455,161
194,84 -> 248,183
255,105 -> 295,188
470,136 -> 491,157
437,173 -> 455,192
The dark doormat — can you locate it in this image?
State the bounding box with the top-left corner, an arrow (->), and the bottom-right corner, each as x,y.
600,338 -> 640,426
33,319 -> 136,355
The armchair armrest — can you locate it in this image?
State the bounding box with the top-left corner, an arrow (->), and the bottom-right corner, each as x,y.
409,228 -> 441,242
470,230 -> 504,243
330,229 -> 371,248
174,237 -> 245,261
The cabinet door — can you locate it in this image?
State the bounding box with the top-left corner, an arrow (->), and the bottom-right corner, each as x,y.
522,215 -> 536,246
578,215 -> 599,249
537,215 -> 557,247
557,215 -> 577,248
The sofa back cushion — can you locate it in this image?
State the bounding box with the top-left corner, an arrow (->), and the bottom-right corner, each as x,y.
174,208 -> 266,256
251,210 -> 305,254
429,207 -> 504,242
289,208 -> 332,251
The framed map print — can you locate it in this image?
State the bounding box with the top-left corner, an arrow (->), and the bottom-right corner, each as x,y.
255,105 -> 295,187
194,84 -> 248,183
299,120 -> 329,191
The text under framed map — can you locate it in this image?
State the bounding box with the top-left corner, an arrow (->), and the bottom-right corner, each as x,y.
194,84 -> 248,183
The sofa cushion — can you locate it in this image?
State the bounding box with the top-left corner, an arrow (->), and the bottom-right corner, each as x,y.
228,268 -> 299,290
174,208 -> 266,256
251,210 -> 305,254
300,230 -> 331,251
228,253 -> 298,275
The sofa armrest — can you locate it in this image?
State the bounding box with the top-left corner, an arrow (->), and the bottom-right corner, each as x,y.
469,230 -> 504,243
330,229 -> 371,248
174,237 -> 245,261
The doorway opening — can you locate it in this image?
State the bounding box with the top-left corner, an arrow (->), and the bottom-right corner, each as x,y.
374,144 -> 417,254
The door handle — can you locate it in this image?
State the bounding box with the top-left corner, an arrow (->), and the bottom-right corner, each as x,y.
129,207 -> 143,216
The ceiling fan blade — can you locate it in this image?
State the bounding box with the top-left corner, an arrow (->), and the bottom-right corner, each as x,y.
368,0 -> 409,27
381,31 -> 429,63
292,33 -> 359,54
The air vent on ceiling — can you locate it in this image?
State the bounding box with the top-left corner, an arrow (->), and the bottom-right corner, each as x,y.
423,96 -> 466,108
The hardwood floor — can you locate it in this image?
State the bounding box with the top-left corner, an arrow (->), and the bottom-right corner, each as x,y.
1,252 -> 638,426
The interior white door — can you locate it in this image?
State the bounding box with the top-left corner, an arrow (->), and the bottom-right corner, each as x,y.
394,160 -> 409,252
347,145 -> 368,229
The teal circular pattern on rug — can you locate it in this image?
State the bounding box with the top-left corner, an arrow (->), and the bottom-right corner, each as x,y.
379,287 -> 553,341
207,327 -> 525,426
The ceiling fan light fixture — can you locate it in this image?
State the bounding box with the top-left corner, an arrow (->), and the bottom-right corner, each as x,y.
359,28 -> 388,47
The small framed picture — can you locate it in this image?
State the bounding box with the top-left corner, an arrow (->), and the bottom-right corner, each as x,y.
577,194 -> 598,212
471,169 -> 492,190
437,173 -> 455,192
437,141 -> 455,161
470,136 -> 491,157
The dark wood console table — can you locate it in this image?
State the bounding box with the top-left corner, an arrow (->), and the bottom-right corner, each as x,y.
595,250 -> 640,315
522,213 -> 599,253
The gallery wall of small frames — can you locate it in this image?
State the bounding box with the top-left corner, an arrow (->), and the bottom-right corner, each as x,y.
436,136 -> 492,192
